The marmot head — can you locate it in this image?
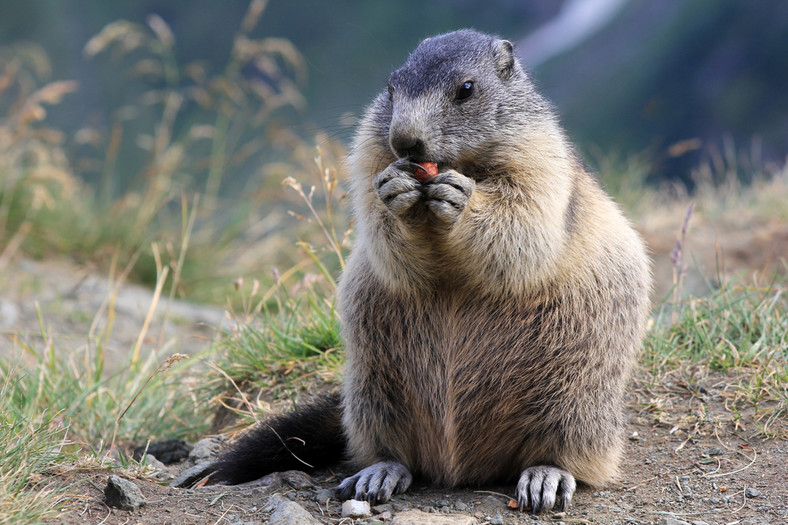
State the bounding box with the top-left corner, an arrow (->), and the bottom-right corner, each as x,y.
368,29 -> 552,179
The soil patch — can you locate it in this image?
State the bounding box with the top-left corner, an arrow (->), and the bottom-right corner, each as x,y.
47,370 -> 788,524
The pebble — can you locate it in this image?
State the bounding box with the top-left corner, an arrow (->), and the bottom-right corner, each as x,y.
489,513 -> 504,525
140,454 -> 166,471
314,488 -> 333,502
745,487 -> 762,498
372,503 -> 394,514
265,494 -> 320,525
342,499 -> 372,518
391,509 -> 477,525
189,437 -> 225,463
170,461 -> 216,488
281,470 -> 314,490
104,475 -> 147,511
481,495 -> 505,508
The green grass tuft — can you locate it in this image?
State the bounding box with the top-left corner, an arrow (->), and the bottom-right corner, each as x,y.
0,368 -> 72,523
644,275 -> 788,437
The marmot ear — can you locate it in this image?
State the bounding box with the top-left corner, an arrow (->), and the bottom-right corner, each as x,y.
495,40 -> 515,79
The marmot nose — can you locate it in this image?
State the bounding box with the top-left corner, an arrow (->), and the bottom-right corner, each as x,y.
390,134 -> 426,160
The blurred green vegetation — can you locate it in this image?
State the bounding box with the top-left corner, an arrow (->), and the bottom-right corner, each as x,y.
0,1 -> 348,304
2,0 -> 785,191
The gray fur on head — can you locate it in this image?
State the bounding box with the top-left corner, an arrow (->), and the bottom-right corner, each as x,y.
367,29 -> 553,179
388,29 -> 521,99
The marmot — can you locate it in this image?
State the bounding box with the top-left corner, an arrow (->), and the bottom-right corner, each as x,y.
196,29 -> 651,514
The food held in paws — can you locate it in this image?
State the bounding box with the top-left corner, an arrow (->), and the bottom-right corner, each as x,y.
413,162 -> 438,182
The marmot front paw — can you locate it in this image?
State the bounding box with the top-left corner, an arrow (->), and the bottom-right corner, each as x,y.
421,170 -> 475,225
374,161 -> 422,216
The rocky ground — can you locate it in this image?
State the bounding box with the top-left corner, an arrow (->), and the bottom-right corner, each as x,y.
45,386 -> 788,524
0,257 -> 227,369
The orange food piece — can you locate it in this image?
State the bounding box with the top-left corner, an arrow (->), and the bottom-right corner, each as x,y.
413,161 -> 438,182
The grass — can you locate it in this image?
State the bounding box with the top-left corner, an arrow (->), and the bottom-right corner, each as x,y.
0,3 -> 787,522
0,3 -> 347,520
0,370 -> 72,523
643,275 -> 788,437
0,0 -> 346,306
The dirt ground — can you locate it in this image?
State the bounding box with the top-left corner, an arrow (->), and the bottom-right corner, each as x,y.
3,202 -> 787,524
46,377 -> 788,524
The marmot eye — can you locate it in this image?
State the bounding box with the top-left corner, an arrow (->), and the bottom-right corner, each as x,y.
456,81 -> 474,101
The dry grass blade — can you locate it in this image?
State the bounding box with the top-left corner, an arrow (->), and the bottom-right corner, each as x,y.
16,80 -> 79,126
83,20 -> 146,57
147,14 -> 175,48
130,252 -> 168,366
108,353 -> 190,457
241,0 -> 269,34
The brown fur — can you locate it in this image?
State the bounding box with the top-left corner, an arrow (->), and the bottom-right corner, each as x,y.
337,30 -> 651,493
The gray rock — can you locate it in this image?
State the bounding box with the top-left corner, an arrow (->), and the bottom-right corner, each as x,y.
281,470 -> 314,490
342,499 -> 372,518
745,487 -> 762,498
314,488 -> 334,502
392,509 -> 478,525
691,521 -> 710,525
139,453 -> 166,470
372,503 -> 395,514
251,472 -> 285,489
265,494 -> 320,525
170,460 -> 216,488
489,513 -> 504,525
189,437 -> 224,463
480,495 -> 506,509
104,475 -> 146,511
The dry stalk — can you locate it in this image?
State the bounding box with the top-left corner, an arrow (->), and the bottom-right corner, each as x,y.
670,202 -> 695,317
108,353 -> 189,458
130,246 -> 169,366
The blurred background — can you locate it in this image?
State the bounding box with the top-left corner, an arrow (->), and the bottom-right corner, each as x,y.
3,0 -> 786,189
1,0 -> 787,307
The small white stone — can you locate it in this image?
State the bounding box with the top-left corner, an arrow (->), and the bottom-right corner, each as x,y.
342,499 -> 372,518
